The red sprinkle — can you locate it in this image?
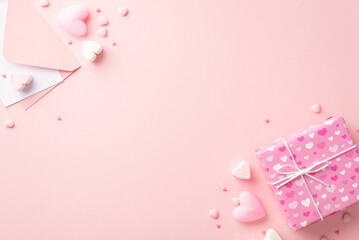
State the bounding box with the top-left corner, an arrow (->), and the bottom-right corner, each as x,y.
222,187 -> 227,192
96,8 -> 101,12
334,230 -> 339,235
1,74 -> 6,78
68,40 -> 72,45
216,224 -> 221,229
112,42 -> 117,46
265,119 -> 270,124
57,116 -> 62,121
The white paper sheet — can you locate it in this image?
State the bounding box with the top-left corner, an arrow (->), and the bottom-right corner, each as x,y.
0,1 -> 63,107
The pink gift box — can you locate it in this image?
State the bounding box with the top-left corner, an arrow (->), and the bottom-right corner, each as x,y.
255,117 -> 359,231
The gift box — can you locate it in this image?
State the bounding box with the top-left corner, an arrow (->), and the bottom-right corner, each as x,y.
255,117 -> 359,231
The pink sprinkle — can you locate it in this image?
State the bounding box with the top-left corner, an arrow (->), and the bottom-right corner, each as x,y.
357,128 -> 359,133
1,74 -> 6,78
112,42 -> 117,46
68,40 -> 72,45
334,230 -> 339,235
261,230 -> 266,235
57,116 -> 62,121
96,8 -> 101,12
222,187 -> 227,192
216,224 -> 221,229
265,119 -> 270,124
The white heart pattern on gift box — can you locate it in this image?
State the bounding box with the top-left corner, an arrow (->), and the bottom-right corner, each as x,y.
256,117 -> 359,231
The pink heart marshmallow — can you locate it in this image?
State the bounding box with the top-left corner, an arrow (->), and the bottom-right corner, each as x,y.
57,4 -> 88,36
10,73 -> 32,91
233,191 -> 265,222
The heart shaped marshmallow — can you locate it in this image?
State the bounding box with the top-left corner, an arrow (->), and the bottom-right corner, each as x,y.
232,161 -> 251,180
57,4 -> 88,36
81,41 -> 103,62
311,103 -> 321,113
40,0 -> 49,7
10,73 -> 32,91
264,228 -> 281,240
343,212 -> 352,223
232,191 -> 265,222
4,118 -> 15,128
97,27 -> 108,37
99,16 -> 109,26
208,209 -> 219,219
118,7 -> 129,16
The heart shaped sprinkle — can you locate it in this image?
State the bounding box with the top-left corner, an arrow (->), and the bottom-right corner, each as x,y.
81,41 -> 103,62
97,27 -> 108,37
118,7 -> 129,16
4,118 -> 14,128
99,16 -> 108,26
311,103 -> 321,113
232,191 -> 265,222
208,209 -> 219,219
57,4 -> 88,36
232,161 -> 251,180
10,73 -> 32,91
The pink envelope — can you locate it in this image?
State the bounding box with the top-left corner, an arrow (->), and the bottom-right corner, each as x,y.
3,0 -> 80,109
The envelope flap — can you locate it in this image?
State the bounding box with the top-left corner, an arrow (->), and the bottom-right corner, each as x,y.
3,0 -> 80,71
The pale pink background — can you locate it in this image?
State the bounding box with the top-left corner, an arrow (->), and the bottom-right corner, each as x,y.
1,0 -> 359,239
